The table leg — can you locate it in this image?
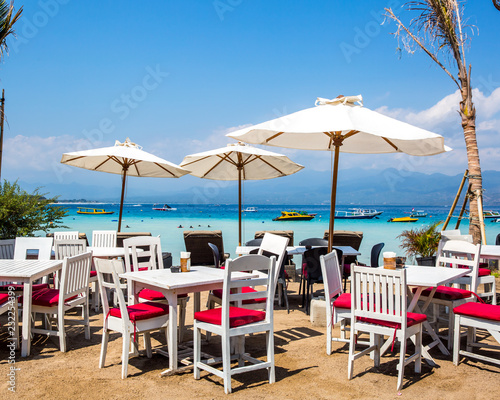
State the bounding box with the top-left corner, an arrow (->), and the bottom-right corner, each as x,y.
21,281 -> 33,357
193,292 -> 200,314
162,291 -> 178,375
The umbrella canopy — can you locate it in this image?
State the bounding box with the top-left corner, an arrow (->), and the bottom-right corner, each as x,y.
61,138 -> 189,231
180,142 -> 303,244
227,95 -> 451,249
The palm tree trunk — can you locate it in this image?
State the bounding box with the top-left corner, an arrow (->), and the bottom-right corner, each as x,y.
458,66 -> 482,244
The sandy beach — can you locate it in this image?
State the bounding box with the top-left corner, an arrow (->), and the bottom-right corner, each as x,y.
2,280 -> 499,399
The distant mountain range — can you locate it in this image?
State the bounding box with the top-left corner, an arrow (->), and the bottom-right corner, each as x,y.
19,168 -> 500,207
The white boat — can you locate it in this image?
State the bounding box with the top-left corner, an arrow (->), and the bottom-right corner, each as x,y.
483,210 -> 500,219
335,210 -> 377,219
410,209 -> 428,217
152,203 -> 177,211
350,208 -> 383,217
242,207 -> 258,212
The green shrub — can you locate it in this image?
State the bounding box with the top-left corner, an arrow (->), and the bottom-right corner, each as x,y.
0,181 -> 67,238
397,221 -> 442,258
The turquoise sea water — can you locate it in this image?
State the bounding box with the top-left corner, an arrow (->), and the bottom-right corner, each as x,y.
51,204 -> 499,265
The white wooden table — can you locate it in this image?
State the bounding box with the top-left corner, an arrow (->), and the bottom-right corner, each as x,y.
236,245 -> 360,257
87,246 -> 139,258
480,245 -> 500,261
120,266 -> 255,375
0,259 -> 63,356
380,265 -> 471,365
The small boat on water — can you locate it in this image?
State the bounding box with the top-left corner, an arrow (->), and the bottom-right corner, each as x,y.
273,210 -> 315,221
483,210 -> 500,219
335,209 -> 379,219
152,204 -> 177,211
77,207 -> 114,215
410,209 -> 427,218
242,207 -> 258,212
388,216 -> 418,222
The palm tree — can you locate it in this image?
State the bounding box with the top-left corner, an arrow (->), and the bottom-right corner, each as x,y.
0,0 -> 22,61
494,1 -> 500,11
386,1 -> 483,244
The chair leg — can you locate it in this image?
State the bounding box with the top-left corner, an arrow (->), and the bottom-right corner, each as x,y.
415,329 -> 422,374
193,324 -> 201,380
99,330 -> 109,368
178,299 -> 187,343
373,334 -> 381,367
144,332 -> 152,358
58,313 -> 66,352
267,330 -> 275,384
448,307 -> 455,350
397,336 -> 406,392
326,315 -> 333,356
222,333 -> 232,394
492,280 -> 497,305
84,299 -> 90,340
466,326 -> 475,353
122,333 -> 130,379
453,316 -> 461,366
347,331 -> 356,380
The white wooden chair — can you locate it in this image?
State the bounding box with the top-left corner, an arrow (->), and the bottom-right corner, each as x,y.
453,302 -> 500,367
207,233 -> 289,311
320,250 -> 352,354
94,257 -> 170,379
419,240 -> 481,349
193,254 -> 276,394
30,252 -> 92,352
348,266 -> 426,391
0,239 -> 15,259
92,230 -> 117,248
54,231 -> 79,240
0,293 -> 18,349
123,236 -> 189,342
14,237 -> 53,260
439,233 -> 496,305
54,239 -> 100,312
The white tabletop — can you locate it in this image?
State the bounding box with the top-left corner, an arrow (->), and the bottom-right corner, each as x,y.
403,265 -> 471,287
235,245 -> 360,256
480,245 -> 500,260
0,259 -> 63,280
87,246 -> 142,258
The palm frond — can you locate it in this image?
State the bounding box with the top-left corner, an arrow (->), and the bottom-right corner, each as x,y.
0,1 -> 23,60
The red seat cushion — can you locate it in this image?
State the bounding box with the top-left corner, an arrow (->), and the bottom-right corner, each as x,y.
414,286 -> 473,301
0,293 -> 9,305
109,301 -> 169,322
138,289 -> 188,301
333,293 -> 351,309
26,288 -> 78,307
478,268 -> 491,277
454,302 -> 500,322
194,306 -> 266,328
0,283 -> 50,292
358,312 -> 427,329
343,263 -> 351,275
212,286 -> 266,304
90,271 -> 97,278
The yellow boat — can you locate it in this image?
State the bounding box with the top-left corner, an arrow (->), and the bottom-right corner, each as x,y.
388,216 -> 418,222
77,207 -> 114,215
273,211 -> 315,221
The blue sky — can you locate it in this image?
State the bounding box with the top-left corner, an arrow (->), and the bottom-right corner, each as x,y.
1,0 -> 499,202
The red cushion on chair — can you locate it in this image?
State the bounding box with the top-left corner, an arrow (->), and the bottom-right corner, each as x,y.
333,293 -> 351,309
358,312 -> 427,329
478,268 -> 491,277
415,286 -> 473,301
194,306 -> 265,328
109,301 -> 169,322
343,263 -> 351,275
90,271 -> 97,278
26,288 -> 77,307
454,302 -> 500,322
0,283 -> 50,292
0,293 -> 9,305
138,289 -> 187,301
212,286 -> 266,304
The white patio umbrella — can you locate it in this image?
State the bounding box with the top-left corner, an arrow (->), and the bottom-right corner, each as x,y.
61,138 -> 189,231
180,142 -> 304,245
227,95 -> 452,249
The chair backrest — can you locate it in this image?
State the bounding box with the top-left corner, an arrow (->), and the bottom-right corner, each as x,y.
123,236 -> 163,273
13,237 -> 53,260
184,230 -> 224,265
116,232 -> 152,247
54,239 -> 87,260
245,238 -> 263,247
320,251 -> 343,305
370,243 -> 385,268
54,231 -> 79,240
59,252 -> 92,307
92,230 -> 117,247
351,265 -> 407,328
208,242 -> 221,268
436,240 -> 481,293
497,233 -> 500,246
0,239 -> 15,259
257,233 -> 289,283
437,232 -> 473,257
299,238 -> 328,248
303,247 -> 330,281
222,254 -> 275,327
94,257 -> 130,328
324,230 -> 363,264
255,230 -> 294,246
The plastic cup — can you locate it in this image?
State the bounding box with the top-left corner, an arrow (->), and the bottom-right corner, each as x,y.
383,251 -> 397,270
180,251 -> 191,272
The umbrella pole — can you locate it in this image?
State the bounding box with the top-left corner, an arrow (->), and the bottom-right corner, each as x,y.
328,144 -> 340,251
118,167 -> 128,232
238,168 -> 242,246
